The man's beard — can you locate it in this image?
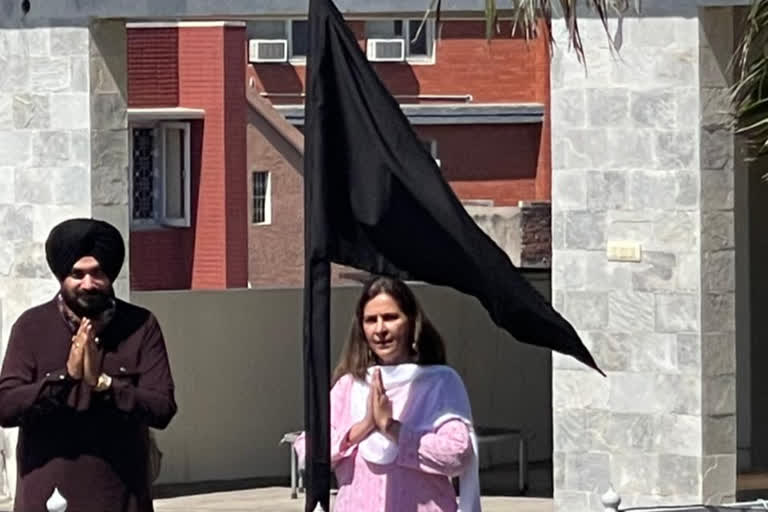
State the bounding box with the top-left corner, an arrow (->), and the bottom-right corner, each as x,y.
62,286 -> 115,318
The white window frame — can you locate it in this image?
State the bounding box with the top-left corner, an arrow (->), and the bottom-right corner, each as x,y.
287,19 -> 309,64
160,122 -> 192,227
364,18 -> 436,64
252,171 -> 271,225
424,138 -> 438,159
129,120 -> 192,229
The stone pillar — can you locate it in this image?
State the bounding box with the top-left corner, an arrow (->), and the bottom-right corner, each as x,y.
550,2 -> 736,510
0,17 -> 129,500
699,7 -> 738,502
90,20 -> 130,298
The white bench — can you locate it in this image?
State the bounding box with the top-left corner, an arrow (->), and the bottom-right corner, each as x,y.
280,431 -> 304,499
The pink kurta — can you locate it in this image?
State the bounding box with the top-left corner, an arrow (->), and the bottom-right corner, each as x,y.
298,373 -> 474,511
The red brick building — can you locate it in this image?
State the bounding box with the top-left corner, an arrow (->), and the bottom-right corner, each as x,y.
126,17 -> 551,290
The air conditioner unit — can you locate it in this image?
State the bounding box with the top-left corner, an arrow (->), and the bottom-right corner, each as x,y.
249,39 -> 288,63
366,38 -> 406,62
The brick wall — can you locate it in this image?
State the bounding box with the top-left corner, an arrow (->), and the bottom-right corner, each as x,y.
415,124 -> 542,206
246,112 -> 305,287
126,28 -> 179,107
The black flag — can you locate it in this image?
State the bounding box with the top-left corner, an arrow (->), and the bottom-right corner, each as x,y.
303,0 -> 603,510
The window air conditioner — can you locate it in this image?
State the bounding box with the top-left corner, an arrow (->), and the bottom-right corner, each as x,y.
249,39 -> 289,63
366,38 -> 406,62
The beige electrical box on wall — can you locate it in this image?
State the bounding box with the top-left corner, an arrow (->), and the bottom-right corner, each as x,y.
606,241 -> 642,262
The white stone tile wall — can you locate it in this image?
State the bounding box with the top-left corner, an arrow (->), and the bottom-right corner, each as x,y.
551,4 -> 736,509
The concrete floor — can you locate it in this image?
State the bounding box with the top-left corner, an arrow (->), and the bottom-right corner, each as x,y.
152,460 -> 555,511
153,487 -> 554,512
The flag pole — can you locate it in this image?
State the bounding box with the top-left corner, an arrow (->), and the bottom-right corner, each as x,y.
302,257 -> 331,512
303,1 -> 332,509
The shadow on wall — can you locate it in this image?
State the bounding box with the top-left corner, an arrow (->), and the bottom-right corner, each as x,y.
133,278 -> 553,487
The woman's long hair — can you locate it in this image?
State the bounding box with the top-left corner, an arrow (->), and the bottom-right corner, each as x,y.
332,276 -> 447,384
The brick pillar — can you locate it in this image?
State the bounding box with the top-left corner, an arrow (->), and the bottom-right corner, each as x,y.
178,22 -> 248,289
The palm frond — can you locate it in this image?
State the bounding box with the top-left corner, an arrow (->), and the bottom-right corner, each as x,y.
433,0 -> 639,63
731,0 -> 768,163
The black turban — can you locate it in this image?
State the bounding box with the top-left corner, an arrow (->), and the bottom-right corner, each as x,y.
45,218 -> 125,282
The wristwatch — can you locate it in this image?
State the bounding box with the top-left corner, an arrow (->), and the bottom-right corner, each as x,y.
94,373 -> 112,392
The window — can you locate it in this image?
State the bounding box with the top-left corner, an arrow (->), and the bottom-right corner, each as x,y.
249,20 -> 309,60
249,20 -> 287,39
130,122 -> 191,228
365,19 -> 434,60
132,128 -> 155,221
252,171 -> 271,224
291,20 -> 308,58
366,20 -> 404,38
161,123 -> 190,226
407,20 -> 430,57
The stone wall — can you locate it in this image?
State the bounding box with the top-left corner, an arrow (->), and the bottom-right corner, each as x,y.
550,3 -> 736,510
0,24 -> 92,351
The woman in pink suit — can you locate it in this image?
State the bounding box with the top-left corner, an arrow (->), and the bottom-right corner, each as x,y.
301,276 -> 481,512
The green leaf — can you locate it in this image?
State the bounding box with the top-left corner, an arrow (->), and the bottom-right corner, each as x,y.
731,0 -> 768,160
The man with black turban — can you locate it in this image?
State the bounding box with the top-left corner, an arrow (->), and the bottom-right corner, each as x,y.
0,218 -> 177,512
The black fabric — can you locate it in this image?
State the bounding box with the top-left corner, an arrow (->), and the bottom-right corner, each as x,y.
45,218 -> 125,283
304,1 -> 602,510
